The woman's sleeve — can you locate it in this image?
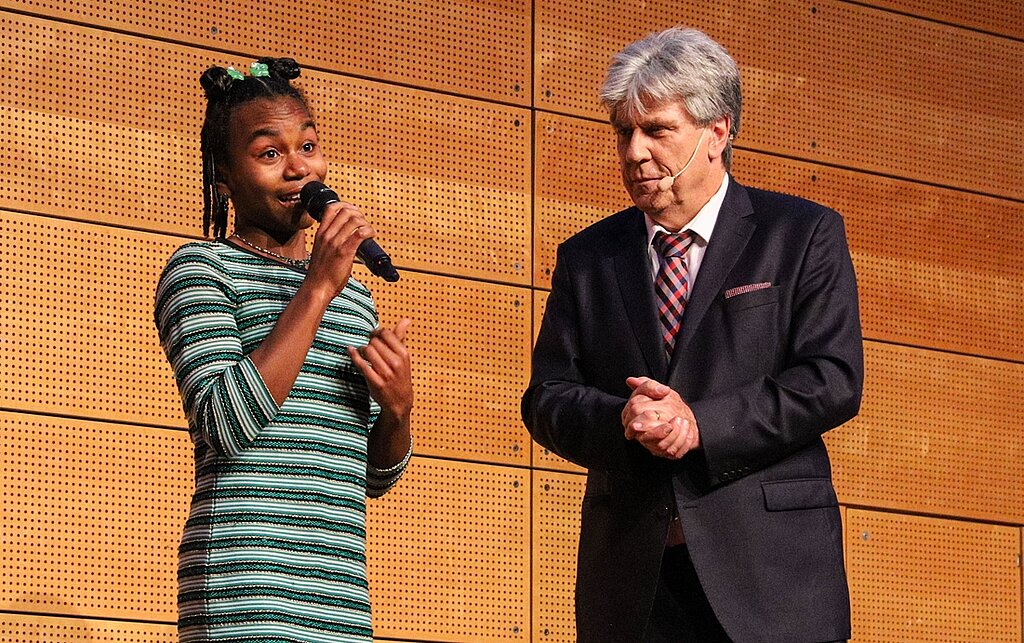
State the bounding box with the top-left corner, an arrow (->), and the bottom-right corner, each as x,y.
154,246 -> 280,458
362,313 -> 410,497
365,430 -> 412,499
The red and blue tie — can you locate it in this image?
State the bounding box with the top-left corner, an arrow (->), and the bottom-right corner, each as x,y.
653,230 -> 693,353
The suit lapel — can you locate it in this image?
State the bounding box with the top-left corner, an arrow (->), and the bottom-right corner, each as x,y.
614,208 -> 669,376
672,179 -> 756,357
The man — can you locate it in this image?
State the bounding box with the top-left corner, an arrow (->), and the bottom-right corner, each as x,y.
522,27 -> 863,643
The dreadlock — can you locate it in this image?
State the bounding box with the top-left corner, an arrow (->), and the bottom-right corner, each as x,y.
198,57 -> 311,238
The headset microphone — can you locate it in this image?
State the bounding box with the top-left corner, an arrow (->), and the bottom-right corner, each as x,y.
656,171 -> 683,192
300,181 -> 400,282
656,128 -> 708,192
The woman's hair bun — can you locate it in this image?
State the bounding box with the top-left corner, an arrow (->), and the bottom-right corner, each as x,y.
199,66 -> 234,100
260,57 -> 301,81
199,58 -> 301,102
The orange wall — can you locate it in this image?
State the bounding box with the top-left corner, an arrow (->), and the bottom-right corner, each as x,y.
1,1 -> 1021,640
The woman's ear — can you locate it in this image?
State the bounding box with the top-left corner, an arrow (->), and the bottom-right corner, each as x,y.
215,180 -> 232,200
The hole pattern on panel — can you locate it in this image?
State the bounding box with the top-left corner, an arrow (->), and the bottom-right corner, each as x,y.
2,0 -> 530,102
0,15 -> 206,233
534,113 -> 630,289
813,170 -> 1023,362
0,615 -> 176,642
856,0 -> 1024,42
826,343 -> 1024,524
732,150 -> 1024,362
306,72 -> 531,283
530,291 -> 585,473
534,0 -> 719,118
847,509 -> 1021,642
536,0 -> 1023,198
0,212 -> 185,425
1,14 -> 534,281
738,1 -> 1023,199
366,457 -> 529,640
532,471 -> 585,642
356,266 -> 531,465
535,119 -> 1018,360
310,0 -> 531,102
0,412 -> 192,620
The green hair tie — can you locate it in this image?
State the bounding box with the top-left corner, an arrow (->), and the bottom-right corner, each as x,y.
226,67 -> 244,81
250,62 -> 269,77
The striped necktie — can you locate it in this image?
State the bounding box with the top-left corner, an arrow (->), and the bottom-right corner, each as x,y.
653,230 -> 693,353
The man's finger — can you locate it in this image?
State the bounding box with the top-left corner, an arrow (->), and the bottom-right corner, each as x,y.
626,376 -> 651,390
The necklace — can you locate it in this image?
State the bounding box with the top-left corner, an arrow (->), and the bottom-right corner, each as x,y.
230,233 -> 310,268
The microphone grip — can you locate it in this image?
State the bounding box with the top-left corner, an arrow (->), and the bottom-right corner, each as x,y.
300,181 -> 400,282
356,239 -> 400,282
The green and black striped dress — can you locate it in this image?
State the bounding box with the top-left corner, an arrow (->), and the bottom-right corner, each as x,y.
155,241 -> 408,642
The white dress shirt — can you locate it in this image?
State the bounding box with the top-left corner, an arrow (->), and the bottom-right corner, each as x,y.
644,173 -> 730,295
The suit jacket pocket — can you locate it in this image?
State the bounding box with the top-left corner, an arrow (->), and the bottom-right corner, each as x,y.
723,284 -> 779,312
762,477 -> 838,511
718,285 -> 780,376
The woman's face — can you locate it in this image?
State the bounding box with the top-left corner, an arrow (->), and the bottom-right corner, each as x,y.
217,96 -> 328,236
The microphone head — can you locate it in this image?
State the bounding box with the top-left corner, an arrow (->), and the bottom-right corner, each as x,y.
657,175 -> 676,192
299,181 -> 339,221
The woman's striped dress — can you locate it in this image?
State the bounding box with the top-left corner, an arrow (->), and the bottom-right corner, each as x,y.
154,241 -> 408,643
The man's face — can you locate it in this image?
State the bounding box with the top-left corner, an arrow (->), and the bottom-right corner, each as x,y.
612,100 -> 715,224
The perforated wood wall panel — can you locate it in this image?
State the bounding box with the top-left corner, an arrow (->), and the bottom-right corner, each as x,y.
1,14 -> 203,234
532,470 -> 585,642
0,614 -> 438,642
355,265 -> 532,466
308,78 -> 531,284
0,411 -> 190,620
534,113 -> 1023,362
0,615 -> 175,641
1,15 -> 532,283
847,510 -> 1021,642
530,290 -> 585,474
0,0 -> 530,103
0,209 -> 530,463
731,153 -> 1024,363
3,0 -> 1023,639
0,211 -> 183,425
535,0 -> 1023,199
366,457 -> 529,641
826,342 -> 1024,524
533,112 -> 627,287
865,0 -> 1024,39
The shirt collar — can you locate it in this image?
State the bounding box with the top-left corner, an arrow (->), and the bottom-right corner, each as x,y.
645,173 -> 729,247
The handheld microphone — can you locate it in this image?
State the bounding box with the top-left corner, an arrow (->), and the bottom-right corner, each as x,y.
300,181 -> 400,282
657,128 -> 708,192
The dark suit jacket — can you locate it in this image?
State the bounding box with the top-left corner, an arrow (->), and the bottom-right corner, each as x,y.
522,178 -> 863,643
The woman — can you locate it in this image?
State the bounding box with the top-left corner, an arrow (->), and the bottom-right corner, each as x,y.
154,57 -> 413,642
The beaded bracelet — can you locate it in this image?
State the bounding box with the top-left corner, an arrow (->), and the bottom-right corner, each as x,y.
370,437 -> 413,476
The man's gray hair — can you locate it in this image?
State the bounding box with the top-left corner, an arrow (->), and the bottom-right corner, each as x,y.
600,27 -> 742,169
